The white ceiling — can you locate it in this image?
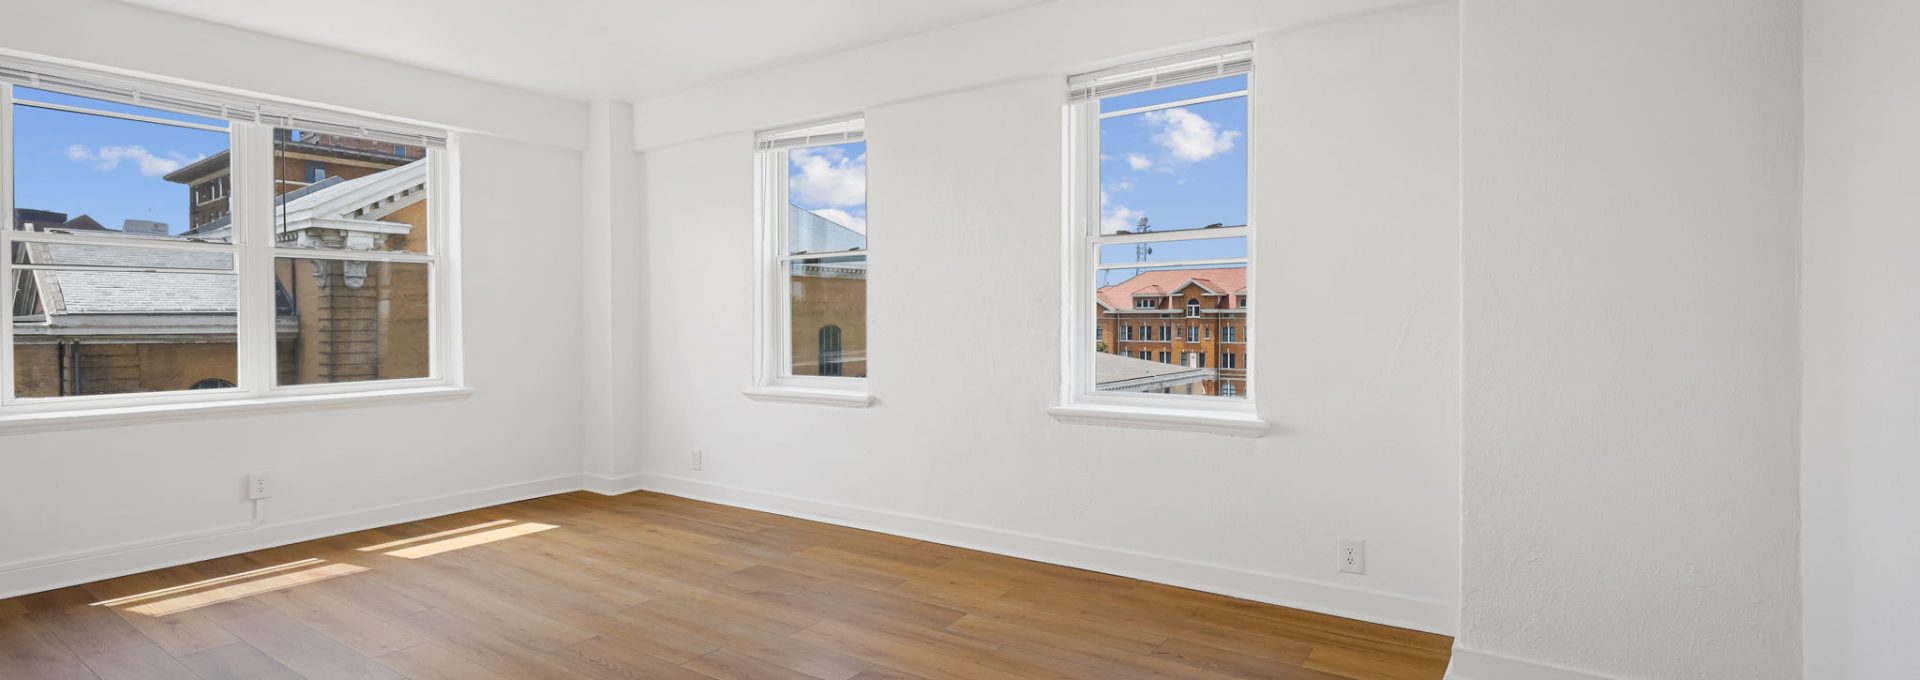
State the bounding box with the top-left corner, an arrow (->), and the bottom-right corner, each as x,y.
111,0 -> 1052,102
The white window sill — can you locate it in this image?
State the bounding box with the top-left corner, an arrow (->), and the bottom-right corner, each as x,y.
0,386 -> 475,435
1047,403 -> 1270,437
741,385 -> 873,408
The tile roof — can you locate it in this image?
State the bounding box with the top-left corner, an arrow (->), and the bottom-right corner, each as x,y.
1096,267 -> 1248,310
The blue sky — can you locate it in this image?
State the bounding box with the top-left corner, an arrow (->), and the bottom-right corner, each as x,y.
1096,75 -> 1248,285
788,141 -> 867,248
11,87 -> 228,235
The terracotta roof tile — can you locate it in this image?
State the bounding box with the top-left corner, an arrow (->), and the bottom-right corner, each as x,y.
1097,268 -> 1249,310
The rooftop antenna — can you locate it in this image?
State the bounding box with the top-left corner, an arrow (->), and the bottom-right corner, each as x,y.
1134,216 -> 1152,263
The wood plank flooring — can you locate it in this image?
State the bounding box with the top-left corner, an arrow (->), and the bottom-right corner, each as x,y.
0,491 -> 1452,680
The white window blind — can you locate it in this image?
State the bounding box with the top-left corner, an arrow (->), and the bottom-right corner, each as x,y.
0,56 -> 448,148
1066,43 -> 1253,102
756,116 -> 864,151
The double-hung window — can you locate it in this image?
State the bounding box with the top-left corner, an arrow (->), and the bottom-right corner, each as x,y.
751,116 -> 869,402
1063,44 -> 1255,418
1,57 -> 456,416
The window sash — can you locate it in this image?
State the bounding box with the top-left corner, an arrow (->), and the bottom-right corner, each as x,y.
754,122 -> 869,390
0,69 -> 458,413
1062,55 -> 1255,411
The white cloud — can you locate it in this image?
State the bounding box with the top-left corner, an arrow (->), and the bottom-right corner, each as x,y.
1101,204 -> 1147,235
65,144 -> 201,177
1126,153 -> 1153,170
811,208 -> 867,235
789,147 -> 866,208
1143,108 -> 1241,162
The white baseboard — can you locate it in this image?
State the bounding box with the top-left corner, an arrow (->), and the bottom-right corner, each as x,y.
600,472 -> 1457,636
0,473 -> 584,600
1446,646 -> 1623,680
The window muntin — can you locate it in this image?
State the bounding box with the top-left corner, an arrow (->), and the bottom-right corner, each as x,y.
756,120 -> 867,389
1070,48 -> 1251,404
1,65 -> 456,413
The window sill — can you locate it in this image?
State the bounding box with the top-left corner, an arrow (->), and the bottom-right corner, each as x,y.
0,386 -> 475,435
742,385 -> 873,408
1047,403 -> 1270,437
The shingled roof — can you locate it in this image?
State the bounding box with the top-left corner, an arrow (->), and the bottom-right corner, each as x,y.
19,241 -> 234,316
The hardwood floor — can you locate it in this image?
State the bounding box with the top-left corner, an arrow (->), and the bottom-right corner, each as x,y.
0,491 -> 1452,680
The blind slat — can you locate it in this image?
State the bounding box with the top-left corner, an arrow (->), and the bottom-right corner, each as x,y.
1068,44 -> 1253,103
0,55 -> 448,148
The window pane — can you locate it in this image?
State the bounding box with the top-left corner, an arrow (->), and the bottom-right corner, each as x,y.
1092,262 -> 1247,399
271,129 -> 430,253
11,88 -> 231,241
1096,83 -> 1247,236
786,141 -> 865,254
11,243 -> 238,398
788,255 -> 865,378
273,258 -> 430,385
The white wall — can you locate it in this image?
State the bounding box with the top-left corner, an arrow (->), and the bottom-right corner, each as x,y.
629,2 -> 1461,634
0,1 -> 590,596
1801,0 -> 1920,677
1454,1 -> 1802,678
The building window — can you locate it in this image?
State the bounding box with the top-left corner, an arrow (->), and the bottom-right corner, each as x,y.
304,160 -> 326,184
1223,325 -> 1238,343
1221,383 -> 1237,397
1134,297 -> 1157,309
1122,325 -> 1133,341
754,116 -> 867,390
818,325 -> 844,376
1070,45 -> 1252,404
2,61 -> 457,413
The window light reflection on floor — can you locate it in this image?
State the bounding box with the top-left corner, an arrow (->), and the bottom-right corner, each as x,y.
380,522 -> 560,559
91,559 -> 368,617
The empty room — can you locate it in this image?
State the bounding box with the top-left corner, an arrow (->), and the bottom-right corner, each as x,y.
0,1 -> 1905,679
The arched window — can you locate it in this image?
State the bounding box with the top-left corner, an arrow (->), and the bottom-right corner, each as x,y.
1186,299 -> 1201,318
190,378 -> 235,390
818,325 -> 844,377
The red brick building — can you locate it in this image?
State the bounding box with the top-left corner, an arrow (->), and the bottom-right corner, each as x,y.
1095,268 -> 1249,397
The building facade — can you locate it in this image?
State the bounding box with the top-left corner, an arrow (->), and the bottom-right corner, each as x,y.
1094,268 -> 1249,397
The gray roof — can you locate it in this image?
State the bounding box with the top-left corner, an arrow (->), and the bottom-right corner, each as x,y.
1094,352 -> 1211,392
789,205 -> 865,254
23,241 -> 235,315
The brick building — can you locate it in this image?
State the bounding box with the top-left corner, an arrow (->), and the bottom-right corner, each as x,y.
1094,268 -> 1249,397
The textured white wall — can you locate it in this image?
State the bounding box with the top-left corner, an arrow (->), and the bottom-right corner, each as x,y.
0,0 -> 589,595
632,3 -> 1462,633
1456,0 -> 1802,677
1802,0 -> 1920,677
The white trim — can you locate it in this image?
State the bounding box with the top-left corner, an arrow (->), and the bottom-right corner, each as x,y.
1063,50 -> 1256,413
754,117 -> 869,392
1046,403 -> 1269,437
603,473 -> 1455,636
741,385 -> 873,408
0,385 -> 472,435
13,97 -> 229,133
0,470 -> 575,600
1099,89 -> 1249,120
1445,647 -> 1624,680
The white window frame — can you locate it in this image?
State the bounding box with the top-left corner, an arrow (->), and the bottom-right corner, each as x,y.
1052,44 -> 1266,436
747,115 -> 871,407
0,61 -> 462,422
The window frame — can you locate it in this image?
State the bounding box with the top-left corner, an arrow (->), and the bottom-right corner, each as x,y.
749,115 -> 870,403
1059,47 -> 1258,418
0,69 -> 461,418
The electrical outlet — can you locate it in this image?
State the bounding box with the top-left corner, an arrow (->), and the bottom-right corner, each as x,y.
1339,538 -> 1366,575
247,474 -> 271,500
691,450 -> 703,471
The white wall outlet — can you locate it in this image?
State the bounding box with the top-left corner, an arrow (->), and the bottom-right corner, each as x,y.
1339,538 -> 1366,575
247,474 -> 271,500
691,449 -> 703,471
